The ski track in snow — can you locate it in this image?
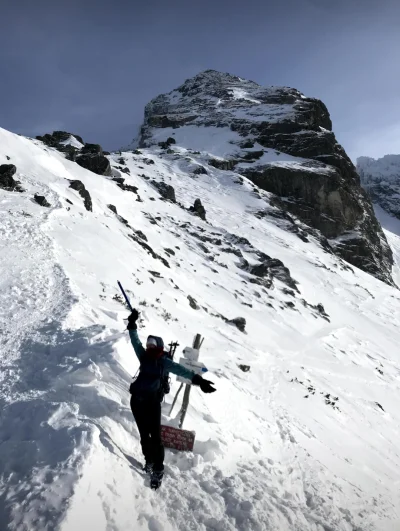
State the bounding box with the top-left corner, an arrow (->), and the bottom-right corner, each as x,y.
0,127 -> 400,530
0,172 -> 90,531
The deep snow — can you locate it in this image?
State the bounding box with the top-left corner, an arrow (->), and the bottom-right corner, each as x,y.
1,126 -> 400,530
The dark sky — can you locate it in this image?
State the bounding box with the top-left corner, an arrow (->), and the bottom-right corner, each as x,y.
1,0 -> 400,160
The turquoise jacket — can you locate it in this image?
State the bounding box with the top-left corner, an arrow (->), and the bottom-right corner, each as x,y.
129,330 -> 195,381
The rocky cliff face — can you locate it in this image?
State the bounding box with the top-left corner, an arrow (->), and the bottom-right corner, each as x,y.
137,70 -> 394,285
357,155 -> 400,219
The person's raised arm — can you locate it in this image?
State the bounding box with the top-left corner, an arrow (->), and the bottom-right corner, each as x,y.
126,310 -> 145,360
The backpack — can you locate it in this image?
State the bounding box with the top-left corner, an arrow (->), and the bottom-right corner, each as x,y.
129,338 -> 178,401
162,341 -> 179,396
129,355 -> 165,400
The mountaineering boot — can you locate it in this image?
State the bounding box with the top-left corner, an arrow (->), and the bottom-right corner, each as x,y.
143,462 -> 153,474
150,469 -> 164,490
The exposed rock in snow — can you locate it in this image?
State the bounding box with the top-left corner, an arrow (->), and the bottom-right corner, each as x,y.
158,136 -> 176,149
80,143 -> 103,155
150,180 -> 176,202
76,153 -> 112,176
189,198 -> 206,220
228,316 -> 246,332
107,204 -> 118,215
247,253 -> 299,292
36,131 -> 111,177
192,165 -> 208,175
0,164 -> 23,192
33,194 -> 51,207
36,130 -> 84,147
69,179 -> 92,211
187,295 -> 200,310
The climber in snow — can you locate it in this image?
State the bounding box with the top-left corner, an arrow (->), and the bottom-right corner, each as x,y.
126,309 -> 216,487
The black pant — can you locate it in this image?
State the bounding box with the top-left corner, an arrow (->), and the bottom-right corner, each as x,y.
130,395 -> 165,471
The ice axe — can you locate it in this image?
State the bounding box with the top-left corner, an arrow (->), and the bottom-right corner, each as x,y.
117,281 -> 133,311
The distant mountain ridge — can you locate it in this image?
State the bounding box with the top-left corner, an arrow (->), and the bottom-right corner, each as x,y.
357,154 -> 400,220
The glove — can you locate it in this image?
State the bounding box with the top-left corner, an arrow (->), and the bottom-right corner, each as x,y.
192,374 -> 216,393
127,309 -> 140,330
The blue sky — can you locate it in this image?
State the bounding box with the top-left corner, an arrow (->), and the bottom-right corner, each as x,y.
1,0 -> 400,160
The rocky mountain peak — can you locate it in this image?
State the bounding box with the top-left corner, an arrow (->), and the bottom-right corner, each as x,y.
137,70 -> 394,286
140,70 -> 332,149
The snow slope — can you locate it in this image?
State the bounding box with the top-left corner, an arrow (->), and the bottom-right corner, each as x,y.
1,126 -> 400,531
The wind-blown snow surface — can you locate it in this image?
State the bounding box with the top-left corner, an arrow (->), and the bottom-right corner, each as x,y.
1,127 -> 400,531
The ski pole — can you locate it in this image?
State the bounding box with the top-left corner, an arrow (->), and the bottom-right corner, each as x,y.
117,281 -> 133,311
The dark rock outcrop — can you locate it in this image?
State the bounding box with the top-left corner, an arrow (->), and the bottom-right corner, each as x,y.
158,137 -> 176,149
65,147 -> 79,161
36,131 -> 112,177
0,164 -> 23,192
151,180 -> 176,202
128,233 -> 170,268
187,295 -> 200,309
36,131 -> 84,162
248,253 -> 299,292
193,166 -> 208,175
36,130 -> 84,147
137,69 -> 393,285
33,194 -> 51,207
190,198 -> 206,221
228,317 -> 246,333
76,154 -> 112,176
209,159 -> 236,171
116,182 -> 138,194
81,143 -> 103,155
242,163 -> 393,284
69,180 -> 92,212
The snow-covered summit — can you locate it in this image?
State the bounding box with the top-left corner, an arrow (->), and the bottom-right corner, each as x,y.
357,154 -> 400,219
139,69 -> 331,150
137,70 -> 393,286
